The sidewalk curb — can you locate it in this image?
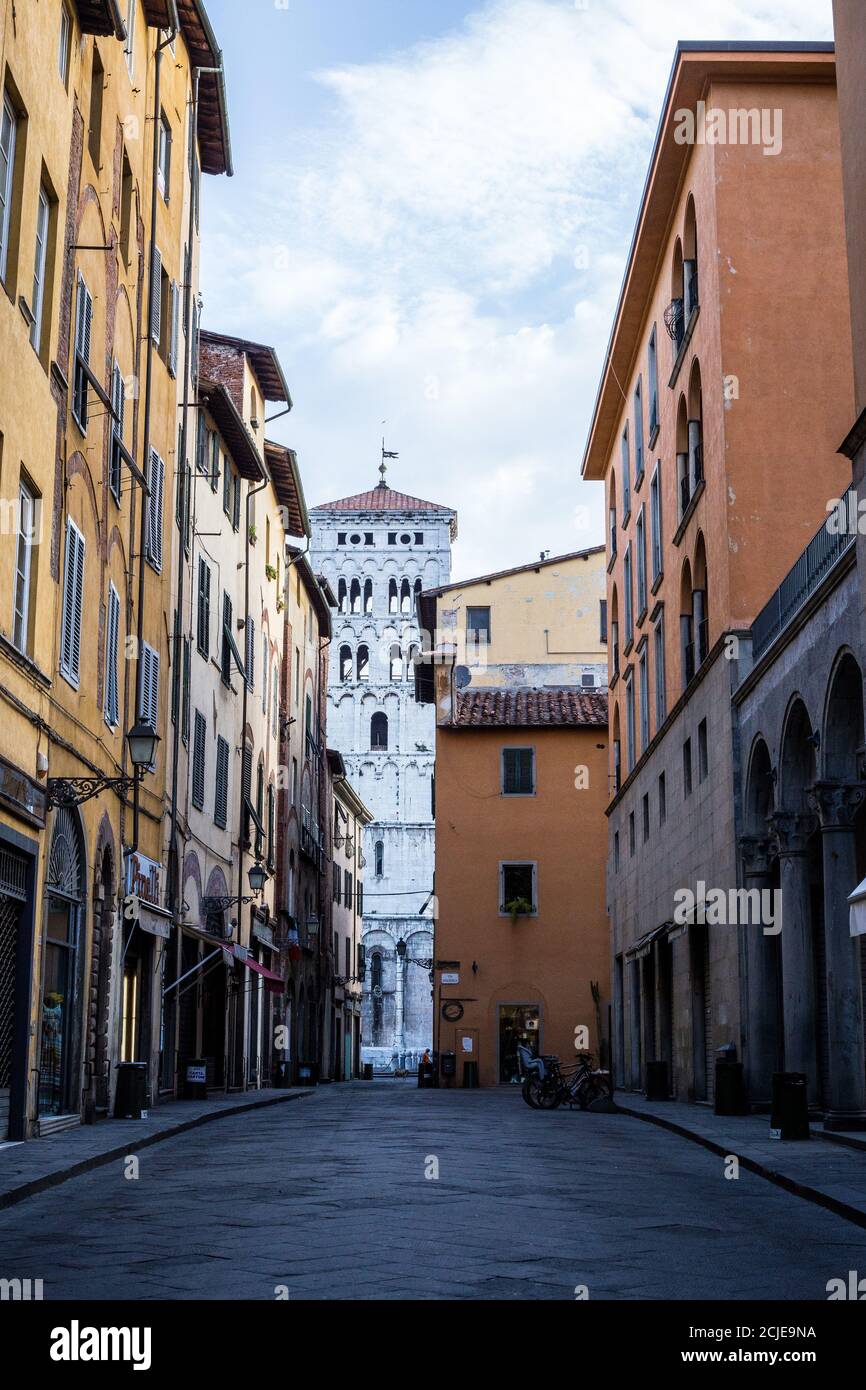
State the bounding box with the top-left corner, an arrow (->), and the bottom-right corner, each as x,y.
616,1101 -> 866,1232
0,1091 -> 313,1213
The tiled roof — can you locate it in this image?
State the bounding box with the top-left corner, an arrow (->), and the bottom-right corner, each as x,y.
312,485 -> 454,514
452,687 -> 608,729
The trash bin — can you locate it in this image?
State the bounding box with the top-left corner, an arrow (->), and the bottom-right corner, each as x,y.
182,1058 -> 207,1101
645,1059 -> 670,1101
440,1051 -> 457,1081
363,1062 -> 374,1081
114,1062 -> 148,1119
462,1060 -> 479,1088
770,1071 -> 810,1140
417,1061 -> 436,1088
297,1060 -> 319,1087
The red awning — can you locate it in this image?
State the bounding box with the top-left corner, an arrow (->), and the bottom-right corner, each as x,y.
234,949 -> 284,994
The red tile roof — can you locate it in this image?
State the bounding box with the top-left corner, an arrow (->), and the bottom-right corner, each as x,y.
452,687 -> 608,729
312,485 -> 454,514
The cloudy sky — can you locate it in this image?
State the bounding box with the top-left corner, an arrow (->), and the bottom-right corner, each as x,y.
201,0 -> 834,581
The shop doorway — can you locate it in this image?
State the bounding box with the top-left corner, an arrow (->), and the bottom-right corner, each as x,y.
39,810 -> 86,1120
498,1004 -> 540,1085
0,847 -> 29,1139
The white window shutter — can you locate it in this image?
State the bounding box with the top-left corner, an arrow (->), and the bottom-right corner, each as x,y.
147,450 -> 164,571
150,246 -> 162,345
105,583 -> 120,726
61,520 -> 85,686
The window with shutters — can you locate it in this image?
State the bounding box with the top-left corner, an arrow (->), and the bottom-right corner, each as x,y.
157,111 -> 171,201
502,747 -> 535,796
262,632 -> 268,713
192,710 -> 206,810
145,450 -> 164,571
221,593 -> 233,685
72,273 -> 92,431
214,735 -> 229,829
232,472 -> 241,531
267,782 -> 275,869
138,642 -> 159,766
59,519 -> 85,687
210,431 -> 219,491
333,863 -> 341,903
168,279 -> 179,377
345,871 -> 353,910
241,742 -> 253,847
272,661 -> 279,738
150,246 -> 162,347
196,557 -> 210,657
223,458 -> 232,517
109,363 -> 125,501
31,185 -> 50,356
246,616 -> 255,691
181,637 -> 190,746
0,91 -> 16,287
13,478 -> 37,653
104,582 -> 120,728
196,411 -> 207,474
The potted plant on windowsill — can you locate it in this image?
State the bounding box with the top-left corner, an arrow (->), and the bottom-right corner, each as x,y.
505,897 -> 533,924
265,564 -> 278,581
248,523 -> 258,545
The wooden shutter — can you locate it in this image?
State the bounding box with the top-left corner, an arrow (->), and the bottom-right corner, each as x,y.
181,637 -> 190,745
150,246 -> 162,345
192,710 -> 206,810
215,736 -> 229,829
105,583 -> 120,726
197,557 -> 210,656
110,363 -> 125,498
246,617 -> 254,691
169,279 -> 179,376
147,450 -> 164,570
60,520 -> 85,686
138,642 -> 159,736
73,274 -> 93,428
221,593 -> 232,682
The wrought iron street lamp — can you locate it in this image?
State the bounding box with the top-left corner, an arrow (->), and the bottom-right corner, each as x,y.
200,862 -> 269,916
46,720 -> 161,808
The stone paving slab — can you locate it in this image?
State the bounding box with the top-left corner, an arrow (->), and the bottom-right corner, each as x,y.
615,1092 -> 866,1228
0,1088 -> 311,1210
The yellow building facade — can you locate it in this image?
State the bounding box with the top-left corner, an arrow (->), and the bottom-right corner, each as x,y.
0,1 -> 230,1139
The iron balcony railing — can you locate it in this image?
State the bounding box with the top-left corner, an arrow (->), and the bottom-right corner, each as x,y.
751,484 -> 856,661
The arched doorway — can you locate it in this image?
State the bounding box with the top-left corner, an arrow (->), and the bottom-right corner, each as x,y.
40,808 -> 86,1120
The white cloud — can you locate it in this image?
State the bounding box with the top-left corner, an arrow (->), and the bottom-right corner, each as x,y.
201,0 -> 834,580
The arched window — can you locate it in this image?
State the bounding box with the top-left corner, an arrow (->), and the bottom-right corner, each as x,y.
612,704 -> 622,794
693,532 -> 708,668
357,645 -> 370,681
350,578 -> 361,614
337,578 -> 348,614
339,645 -> 352,682
669,236 -> 685,357
390,643 -> 402,681
683,195 -> 698,319
370,951 -> 384,1042
676,394 -> 689,518
680,558 -> 694,689
364,579 -> 373,613
388,578 -> 398,614
414,577 -> 423,605
400,579 -> 411,614
408,643 -> 420,670
687,358 -> 703,492
371,712 -> 388,750
375,840 -> 384,876
610,584 -> 619,680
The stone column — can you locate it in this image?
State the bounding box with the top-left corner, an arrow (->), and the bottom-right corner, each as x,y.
739,836 -> 776,1109
809,781 -> 866,1130
768,811 -> 818,1102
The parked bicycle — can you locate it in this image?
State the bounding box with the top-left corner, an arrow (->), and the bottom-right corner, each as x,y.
517,1044 -> 611,1111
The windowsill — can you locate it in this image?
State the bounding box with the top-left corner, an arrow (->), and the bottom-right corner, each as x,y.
501,792 -> 536,799
650,599 -> 665,624
636,605 -> 647,629
607,551 -> 617,574
0,632 -> 51,687
672,478 -> 705,547
668,305 -> 701,390
623,637 -> 634,658
498,912 -> 538,920
651,570 -> 664,596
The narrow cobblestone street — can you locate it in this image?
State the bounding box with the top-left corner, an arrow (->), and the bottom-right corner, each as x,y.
1,1084 -> 864,1301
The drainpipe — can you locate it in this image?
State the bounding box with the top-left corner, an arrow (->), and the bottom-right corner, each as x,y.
166,57 -> 224,915
132,6 -> 179,855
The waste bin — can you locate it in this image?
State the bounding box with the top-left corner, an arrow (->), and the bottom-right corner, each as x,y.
440,1051 -> 456,1081
770,1071 -> 810,1140
114,1062 -> 148,1119
645,1059 -> 670,1101
462,1060 -> 479,1088
181,1058 -> 207,1101
363,1062 -> 374,1081
297,1060 -> 319,1087
417,1060 -> 436,1088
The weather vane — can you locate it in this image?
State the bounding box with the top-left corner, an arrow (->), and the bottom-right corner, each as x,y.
380,436 -> 399,485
